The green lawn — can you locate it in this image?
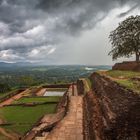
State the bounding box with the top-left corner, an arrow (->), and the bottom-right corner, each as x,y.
13,96 -> 61,104
0,93 -> 10,98
106,70 -> 140,79
106,70 -> 140,93
0,103 -> 57,135
2,124 -> 32,136
0,134 -> 9,140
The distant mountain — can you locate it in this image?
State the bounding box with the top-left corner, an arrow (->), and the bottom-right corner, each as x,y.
0,62 -> 34,67
13,62 -> 33,66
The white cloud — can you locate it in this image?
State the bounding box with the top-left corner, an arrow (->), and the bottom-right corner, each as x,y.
47,47 -> 56,55
23,25 -> 45,38
0,50 -> 24,62
29,49 -> 40,57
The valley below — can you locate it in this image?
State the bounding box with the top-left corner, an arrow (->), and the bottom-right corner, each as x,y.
0,66 -> 139,140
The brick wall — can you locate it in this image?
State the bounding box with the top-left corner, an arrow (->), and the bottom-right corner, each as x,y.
112,61 -> 140,71
84,72 -> 140,140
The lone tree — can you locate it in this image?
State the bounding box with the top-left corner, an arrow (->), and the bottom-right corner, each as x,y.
109,15 -> 140,62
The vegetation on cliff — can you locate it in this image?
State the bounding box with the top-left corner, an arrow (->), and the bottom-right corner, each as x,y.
105,70 -> 140,93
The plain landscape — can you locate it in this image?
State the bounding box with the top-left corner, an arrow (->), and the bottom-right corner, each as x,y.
0,0 -> 140,140
0,64 -> 139,140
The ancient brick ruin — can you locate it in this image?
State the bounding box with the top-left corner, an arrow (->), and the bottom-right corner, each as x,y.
1,73 -> 139,140
83,72 -> 140,140
112,61 -> 140,71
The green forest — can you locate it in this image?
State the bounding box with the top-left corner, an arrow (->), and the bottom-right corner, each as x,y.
0,65 -> 110,94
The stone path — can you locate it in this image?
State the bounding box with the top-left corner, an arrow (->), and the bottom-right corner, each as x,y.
73,85 -> 78,96
36,88 -> 47,96
46,96 -> 83,140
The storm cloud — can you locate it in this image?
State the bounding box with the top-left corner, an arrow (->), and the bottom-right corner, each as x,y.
0,0 -> 140,64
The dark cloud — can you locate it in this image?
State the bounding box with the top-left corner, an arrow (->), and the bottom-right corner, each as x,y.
37,0 -> 135,12
117,4 -> 139,18
36,0 -> 140,35
37,0 -> 111,10
0,0 -> 3,5
0,0 -> 140,63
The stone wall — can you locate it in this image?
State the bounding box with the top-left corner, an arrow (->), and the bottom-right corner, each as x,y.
42,84 -> 70,88
84,91 -> 105,140
84,72 -> 140,140
112,61 -> 140,71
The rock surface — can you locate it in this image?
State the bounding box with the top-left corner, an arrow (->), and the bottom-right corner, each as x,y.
112,61 -> 140,71
86,72 -> 140,140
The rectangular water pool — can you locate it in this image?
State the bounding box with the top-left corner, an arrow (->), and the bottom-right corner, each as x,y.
44,91 -> 65,96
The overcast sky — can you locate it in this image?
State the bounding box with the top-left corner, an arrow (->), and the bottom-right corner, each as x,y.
0,0 -> 140,65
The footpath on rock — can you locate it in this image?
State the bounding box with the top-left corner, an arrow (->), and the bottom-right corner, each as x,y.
46,96 -> 83,140
34,85 -> 84,140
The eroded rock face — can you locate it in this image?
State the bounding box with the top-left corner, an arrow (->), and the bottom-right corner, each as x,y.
77,80 -> 85,95
112,61 -> 140,71
84,72 -> 140,140
84,91 -> 105,140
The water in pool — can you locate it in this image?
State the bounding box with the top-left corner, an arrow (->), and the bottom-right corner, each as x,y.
44,91 -> 65,96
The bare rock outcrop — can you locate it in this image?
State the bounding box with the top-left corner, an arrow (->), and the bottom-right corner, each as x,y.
112,61 -> 140,71
77,80 -> 85,95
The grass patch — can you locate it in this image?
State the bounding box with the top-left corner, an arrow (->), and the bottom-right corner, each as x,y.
0,93 -> 10,98
106,70 -> 140,79
0,134 -> 9,140
82,78 -> 92,92
0,103 -> 57,135
85,78 -> 92,89
13,96 -> 61,104
2,124 -> 32,136
116,79 -> 140,93
105,70 -> 140,93
0,104 -> 56,123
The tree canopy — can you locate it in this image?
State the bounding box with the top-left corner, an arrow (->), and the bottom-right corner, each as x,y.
0,83 -> 10,93
109,15 -> 140,62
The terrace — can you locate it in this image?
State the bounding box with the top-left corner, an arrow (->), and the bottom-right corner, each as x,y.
0,85 -> 68,139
